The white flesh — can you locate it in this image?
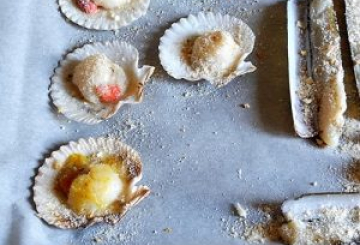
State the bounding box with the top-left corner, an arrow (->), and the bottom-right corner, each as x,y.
310,0 -> 347,146
345,0 -> 360,95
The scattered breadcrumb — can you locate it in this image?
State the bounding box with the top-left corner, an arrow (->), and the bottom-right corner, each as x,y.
222,204 -> 284,244
339,118 -> 360,159
311,181 -> 318,186
234,203 -> 247,218
316,138 -> 324,146
163,228 -> 173,234
238,169 -> 243,180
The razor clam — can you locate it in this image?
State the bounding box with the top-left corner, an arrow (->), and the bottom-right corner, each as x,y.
310,0 -> 347,147
281,193 -> 360,245
345,0 -> 360,95
288,0 -> 347,146
288,0 -> 318,138
282,193 -> 360,220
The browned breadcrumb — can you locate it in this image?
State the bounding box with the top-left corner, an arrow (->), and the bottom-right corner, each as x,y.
163,227 -> 173,234
222,204 -> 285,244
241,103 -> 251,109
316,138 -> 324,146
181,36 -> 198,66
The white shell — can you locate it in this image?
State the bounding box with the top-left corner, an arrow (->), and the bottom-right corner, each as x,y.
287,0 -> 346,146
345,0 -> 360,95
33,137 -> 150,229
282,193 -> 360,221
287,0 -> 319,138
58,0 -> 150,30
50,40 -> 155,125
281,193 -> 360,244
159,12 -> 256,87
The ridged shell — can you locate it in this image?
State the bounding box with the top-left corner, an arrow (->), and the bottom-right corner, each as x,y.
159,12 -> 256,87
50,41 -> 155,125
58,0 -> 150,30
33,137 -> 150,229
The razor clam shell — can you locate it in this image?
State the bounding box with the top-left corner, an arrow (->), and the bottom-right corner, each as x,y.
288,0 -> 319,138
33,137 -> 150,229
159,12 -> 256,87
282,193 -> 360,221
345,0 -> 360,95
310,0 -> 347,146
59,0 -> 150,30
50,40 -> 155,125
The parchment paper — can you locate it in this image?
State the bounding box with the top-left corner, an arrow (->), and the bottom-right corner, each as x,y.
0,0 -> 352,244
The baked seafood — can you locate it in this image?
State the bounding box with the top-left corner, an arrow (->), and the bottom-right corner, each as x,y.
345,0 -> 360,95
59,0 -> 150,30
159,12 -> 256,87
50,41 -> 154,125
288,0 -> 318,138
33,137 -> 150,229
287,0 -> 347,146
281,193 -> 360,244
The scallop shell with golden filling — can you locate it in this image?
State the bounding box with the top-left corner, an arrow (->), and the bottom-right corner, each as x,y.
33,137 -> 150,229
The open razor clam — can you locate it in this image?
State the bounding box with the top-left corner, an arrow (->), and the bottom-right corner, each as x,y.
33,137 -> 150,229
50,41 -> 154,125
288,0 -> 347,146
281,193 -> 360,245
345,0 -> 360,95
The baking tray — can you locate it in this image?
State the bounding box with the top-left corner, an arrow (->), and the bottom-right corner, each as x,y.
0,0 -> 354,244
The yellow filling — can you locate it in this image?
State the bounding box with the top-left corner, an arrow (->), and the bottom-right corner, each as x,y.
54,153 -> 126,217
68,164 -> 122,216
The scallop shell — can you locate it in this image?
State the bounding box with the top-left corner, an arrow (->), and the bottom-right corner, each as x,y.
33,137 -> 150,229
159,12 -> 256,87
59,0 -> 150,30
50,40 -> 155,125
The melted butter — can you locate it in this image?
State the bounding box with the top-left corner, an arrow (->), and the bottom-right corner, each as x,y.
55,154 -> 90,198
54,153 -> 133,217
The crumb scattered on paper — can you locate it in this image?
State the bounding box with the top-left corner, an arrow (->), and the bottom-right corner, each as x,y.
163,227 -> 173,234
234,203 -> 247,218
221,204 -> 284,244
282,206 -> 360,245
241,103 -> 251,109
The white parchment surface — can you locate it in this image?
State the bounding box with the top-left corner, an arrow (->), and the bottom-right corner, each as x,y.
0,0 -> 350,244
